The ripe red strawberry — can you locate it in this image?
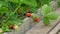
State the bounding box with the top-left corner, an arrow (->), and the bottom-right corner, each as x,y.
26,13 -> 31,17
9,25 -> 14,29
34,18 -> 39,22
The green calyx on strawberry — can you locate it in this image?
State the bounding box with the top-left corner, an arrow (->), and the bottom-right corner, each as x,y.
31,13 -> 38,18
34,17 -> 39,22
14,25 -> 18,31
0,28 -> 3,33
26,13 -> 31,17
26,11 -> 31,13
9,25 -> 14,29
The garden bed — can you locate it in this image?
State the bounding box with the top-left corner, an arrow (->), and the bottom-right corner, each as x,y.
0,0 -> 59,34
3,0 -> 59,34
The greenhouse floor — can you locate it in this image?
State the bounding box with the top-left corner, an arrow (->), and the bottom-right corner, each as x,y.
25,7 -> 60,34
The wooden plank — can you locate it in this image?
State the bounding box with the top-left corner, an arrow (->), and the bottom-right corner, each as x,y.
47,22 -> 60,34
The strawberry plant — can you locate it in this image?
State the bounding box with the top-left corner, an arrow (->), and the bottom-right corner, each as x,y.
0,0 -> 57,34
41,4 -> 57,26
0,0 -> 39,33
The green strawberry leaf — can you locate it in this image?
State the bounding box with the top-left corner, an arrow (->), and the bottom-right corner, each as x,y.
46,12 -> 57,20
58,0 -> 60,6
0,2 -> 2,8
29,7 -> 38,14
0,1 -> 8,16
42,17 -> 50,26
16,18 -> 23,25
20,0 -> 37,7
5,28 -> 11,32
42,4 -> 50,16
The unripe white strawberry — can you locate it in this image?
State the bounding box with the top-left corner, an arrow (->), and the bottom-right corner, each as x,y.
14,25 -> 18,31
31,13 -> 38,18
